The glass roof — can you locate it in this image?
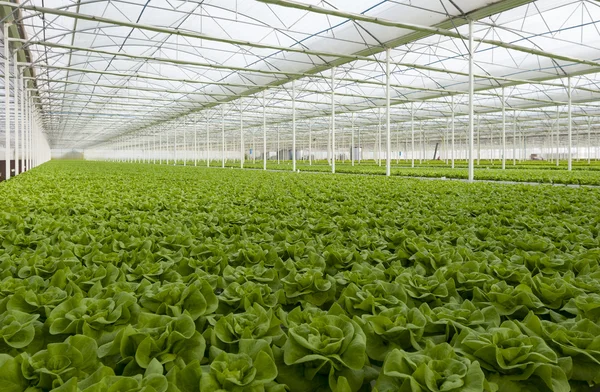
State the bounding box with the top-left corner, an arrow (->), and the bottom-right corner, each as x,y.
1,0 -> 599,150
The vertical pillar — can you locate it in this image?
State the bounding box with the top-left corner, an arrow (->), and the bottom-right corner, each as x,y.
331,67 -> 336,174
588,117 -> 591,165
411,102 -> 415,168
194,115 -> 198,166
358,123 -> 361,164
292,80 -> 296,172
385,48 -> 391,176
476,114 -> 480,165
240,103 -> 244,169
263,90 -> 267,170
451,96 -> 455,169
467,20 -> 475,182
502,87 -> 506,170
222,105 -> 225,168
396,124 -> 400,165
351,113 -> 355,167
153,134 -> 156,164
568,77 -> 572,171
513,111 -> 517,166
277,126 -> 280,164
4,22 -> 11,180
159,132 -> 162,165
183,120 -> 186,166
309,122 -> 312,166
419,121 -> 423,164
377,108 -> 381,167
14,56 -> 19,175
206,115 -> 210,167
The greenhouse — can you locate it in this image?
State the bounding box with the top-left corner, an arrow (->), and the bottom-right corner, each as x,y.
1,0 -> 600,391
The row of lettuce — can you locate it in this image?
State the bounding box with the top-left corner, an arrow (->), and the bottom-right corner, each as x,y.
1,161 -> 599,391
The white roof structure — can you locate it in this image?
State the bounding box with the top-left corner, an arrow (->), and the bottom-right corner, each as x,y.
1,0 -> 599,158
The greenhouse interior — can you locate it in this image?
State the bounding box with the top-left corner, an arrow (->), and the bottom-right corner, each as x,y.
1,0 -> 600,391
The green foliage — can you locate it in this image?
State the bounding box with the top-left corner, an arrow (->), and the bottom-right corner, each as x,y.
1,160 -> 600,391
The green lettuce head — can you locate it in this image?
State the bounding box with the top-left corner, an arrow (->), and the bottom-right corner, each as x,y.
374,342 -> 491,392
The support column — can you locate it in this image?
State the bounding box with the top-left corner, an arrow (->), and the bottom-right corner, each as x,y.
292,80 -> 296,172
14,56 -> 19,175
451,96 -> 455,169
351,113 -> 355,167
263,91 -> 267,170
153,134 -> 156,164
567,77 -> 572,171
476,114 -> 480,166
159,132 -> 162,165
277,126 -> 280,164
194,115 -> 198,166
411,103 -> 415,168
206,115 -> 210,167
378,109 -> 382,167
419,121 -> 423,164
513,111 -> 517,166
358,123 -> 361,164
309,123 -> 312,165
331,67 -> 336,174
588,117 -> 591,165
4,22 -> 11,180
183,120 -> 186,166
467,20 -> 475,182
240,102 -> 244,169
222,105 -> 225,168
385,48 -> 391,176
502,87 -> 506,170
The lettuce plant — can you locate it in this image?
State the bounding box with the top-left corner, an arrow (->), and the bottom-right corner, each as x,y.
201,340 -> 283,392
374,342 -> 491,392
277,310 -> 371,392
139,279 -> 217,320
356,305 -> 426,361
453,321 -> 571,392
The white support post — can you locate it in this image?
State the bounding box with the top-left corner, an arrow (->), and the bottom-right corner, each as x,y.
385,48 -> 391,176
14,57 -> 19,175
513,111 -> 517,166
4,22 -> 11,181
468,20 -> 475,182
194,115 -> 198,166
153,134 -> 156,164
568,77 -> 572,171
159,132 -> 162,165
396,124 -> 400,165
308,123 -> 312,166
476,114 -> 480,166
358,124 -> 361,164
351,113 -> 355,167
277,126 -> 280,164
502,87 -> 506,170
555,108 -> 560,165
206,115 -> 210,167
183,120 -> 186,166
411,102 -> 415,168
419,121 -> 423,164
240,102 -> 244,169
378,108 -> 382,167
222,105 -> 225,168
292,80 -> 296,172
588,117 -> 591,165
451,96 -> 455,169
331,67 -> 336,174
263,90 -> 267,170
173,127 -> 177,165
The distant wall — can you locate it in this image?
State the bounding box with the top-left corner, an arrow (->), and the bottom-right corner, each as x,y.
51,149 -> 84,160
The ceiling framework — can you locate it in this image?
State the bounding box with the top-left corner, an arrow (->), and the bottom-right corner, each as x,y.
0,0 -> 599,169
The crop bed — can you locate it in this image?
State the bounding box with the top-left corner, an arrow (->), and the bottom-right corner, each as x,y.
1,161 -> 600,392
